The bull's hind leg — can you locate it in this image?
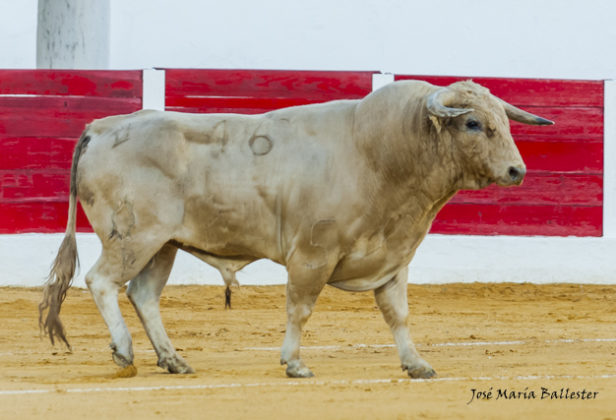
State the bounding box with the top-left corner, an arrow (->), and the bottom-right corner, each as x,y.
85,242 -> 164,374
374,267 -> 436,379
126,243 -> 194,374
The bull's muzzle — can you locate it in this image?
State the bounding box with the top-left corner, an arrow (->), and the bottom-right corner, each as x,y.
505,165 -> 526,185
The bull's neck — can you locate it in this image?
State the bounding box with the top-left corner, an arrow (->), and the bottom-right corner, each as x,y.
353,92 -> 463,220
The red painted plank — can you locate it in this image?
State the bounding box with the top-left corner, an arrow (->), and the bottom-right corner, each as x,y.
0,170 -> 69,201
516,139 -> 603,173
509,107 -> 603,142
432,203 -> 602,236
450,173 -> 602,206
0,99 -> 141,138
165,69 -> 374,114
0,95 -> 142,112
0,201 -> 91,233
166,106 -> 271,115
0,70 -> 142,98
165,96 -> 329,114
166,69 -> 374,98
394,75 -> 603,107
0,137 -> 76,170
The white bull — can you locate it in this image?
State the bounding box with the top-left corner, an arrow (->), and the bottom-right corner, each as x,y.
39,80 -> 552,378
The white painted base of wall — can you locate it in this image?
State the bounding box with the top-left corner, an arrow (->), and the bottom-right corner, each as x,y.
3,233 -> 614,288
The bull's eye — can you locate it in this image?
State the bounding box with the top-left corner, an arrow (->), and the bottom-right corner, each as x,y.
465,119 -> 482,131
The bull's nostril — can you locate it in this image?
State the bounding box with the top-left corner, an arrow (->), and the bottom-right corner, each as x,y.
508,166 -> 525,182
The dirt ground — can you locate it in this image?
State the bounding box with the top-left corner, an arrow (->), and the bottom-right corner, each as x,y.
1,283 -> 615,420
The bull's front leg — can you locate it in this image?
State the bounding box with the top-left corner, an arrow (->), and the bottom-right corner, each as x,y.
280,250 -> 336,378
374,267 -> 436,379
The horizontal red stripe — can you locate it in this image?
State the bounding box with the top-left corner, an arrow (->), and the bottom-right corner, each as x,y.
0,170 -> 68,201
165,106 -> 274,115
0,201 -> 91,234
509,107 -> 603,142
517,139 -> 602,173
432,203 -> 602,236
0,100 -> 141,138
0,137 -> 76,171
0,70 -> 142,98
451,173 -> 602,206
0,95 -> 142,111
165,96 -> 334,112
165,69 -> 374,100
394,75 -> 603,107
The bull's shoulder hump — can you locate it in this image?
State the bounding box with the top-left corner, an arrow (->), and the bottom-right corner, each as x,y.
266,99 -> 359,118
88,109 -> 165,134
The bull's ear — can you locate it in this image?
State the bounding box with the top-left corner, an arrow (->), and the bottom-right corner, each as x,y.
426,88 -> 474,118
500,100 -> 554,125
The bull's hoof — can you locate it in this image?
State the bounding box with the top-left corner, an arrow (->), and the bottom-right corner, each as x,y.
111,346 -> 133,368
158,354 -> 195,374
285,361 -> 314,378
403,360 -> 437,379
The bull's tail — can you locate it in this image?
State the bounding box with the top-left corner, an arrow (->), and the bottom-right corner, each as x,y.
38,130 -> 90,350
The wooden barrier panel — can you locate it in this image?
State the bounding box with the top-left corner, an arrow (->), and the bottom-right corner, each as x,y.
165,69 -> 375,114
0,70 -> 142,233
395,75 -> 604,236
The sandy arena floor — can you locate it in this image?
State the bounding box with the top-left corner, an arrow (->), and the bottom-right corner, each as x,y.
1,283 -> 615,419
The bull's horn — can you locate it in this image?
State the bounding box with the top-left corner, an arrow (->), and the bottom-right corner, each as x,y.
500,100 -> 554,125
426,88 -> 473,118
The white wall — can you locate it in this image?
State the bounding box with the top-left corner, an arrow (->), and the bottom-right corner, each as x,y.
109,0 -> 616,79
5,233 -> 616,288
0,0 -> 37,68
2,0 -> 616,79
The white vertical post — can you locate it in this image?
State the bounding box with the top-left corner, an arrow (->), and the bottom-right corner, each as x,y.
142,69 -> 166,111
603,80 -> 616,238
372,73 -> 395,92
37,0 -> 110,69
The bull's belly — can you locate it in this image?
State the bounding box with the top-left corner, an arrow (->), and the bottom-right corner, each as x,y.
328,270 -> 400,292
326,230 -> 424,292
326,251 -> 409,292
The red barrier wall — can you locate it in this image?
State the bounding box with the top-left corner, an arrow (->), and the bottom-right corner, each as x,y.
0,70 -> 143,233
395,75 -> 603,236
0,69 -> 603,237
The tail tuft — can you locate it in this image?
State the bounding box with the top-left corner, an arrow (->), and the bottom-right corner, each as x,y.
39,233 -> 78,351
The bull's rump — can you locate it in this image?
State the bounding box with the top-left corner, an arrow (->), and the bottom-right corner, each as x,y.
77,102 -> 363,262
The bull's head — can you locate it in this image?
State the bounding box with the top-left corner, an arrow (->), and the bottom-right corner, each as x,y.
425,81 -> 553,189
